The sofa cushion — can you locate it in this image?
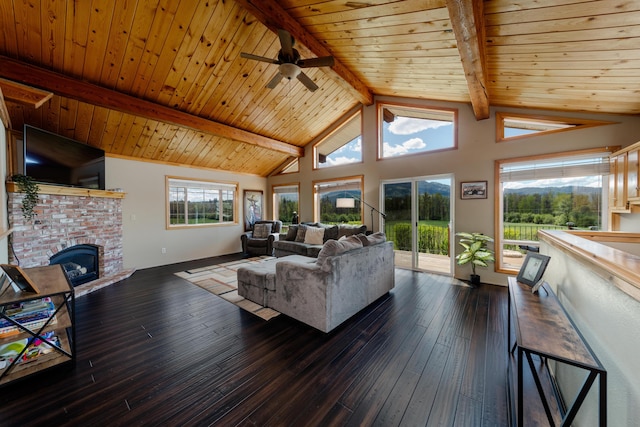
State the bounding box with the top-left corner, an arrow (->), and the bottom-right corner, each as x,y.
295,224 -> 308,242
366,231 -> 387,245
355,233 -> 370,246
253,223 -> 271,238
338,224 -> 367,239
316,235 -> 363,270
304,227 -> 325,244
313,223 -> 338,242
274,240 -> 312,256
285,225 -> 298,241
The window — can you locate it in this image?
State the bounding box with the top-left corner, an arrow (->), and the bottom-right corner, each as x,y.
495,148 -> 613,272
167,177 -> 237,228
279,158 -> 299,174
313,176 -> 363,224
273,183 -> 299,226
313,109 -> 362,168
496,112 -> 615,143
378,102 -> 456,159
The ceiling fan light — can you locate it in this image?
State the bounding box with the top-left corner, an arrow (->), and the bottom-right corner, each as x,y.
279,63 -> 301,80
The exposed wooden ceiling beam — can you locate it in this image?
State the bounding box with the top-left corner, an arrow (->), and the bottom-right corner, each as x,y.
236,0 -> 374,106
0,88 -> 12,129
0,56 -> 304,158
0,78 -> 53,109
446,0 -> 490,120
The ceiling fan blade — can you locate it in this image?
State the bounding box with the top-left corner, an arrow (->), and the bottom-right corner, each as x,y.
241,52 -> 279,64
298,56 -> 335,68
266,71 -> 284,89
278,29 -> 294,58
297,72 -> 318,92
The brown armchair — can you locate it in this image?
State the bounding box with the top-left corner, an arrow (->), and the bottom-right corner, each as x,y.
241,220 -> 282,256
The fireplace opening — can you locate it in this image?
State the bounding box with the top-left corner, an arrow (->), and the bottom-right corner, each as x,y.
49,244 -> 100,287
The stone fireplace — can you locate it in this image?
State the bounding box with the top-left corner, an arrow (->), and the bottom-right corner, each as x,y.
7,186 -> 124,282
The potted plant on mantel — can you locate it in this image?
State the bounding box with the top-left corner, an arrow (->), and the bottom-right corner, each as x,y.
455,232 -> 495,285
10,174 -> 40,222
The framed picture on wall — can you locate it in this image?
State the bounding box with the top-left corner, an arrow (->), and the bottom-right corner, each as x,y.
244,190 -> 263,231
460,181 -> 488,199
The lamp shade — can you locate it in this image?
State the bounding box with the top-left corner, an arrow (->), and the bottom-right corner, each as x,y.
336,198 -> 356,208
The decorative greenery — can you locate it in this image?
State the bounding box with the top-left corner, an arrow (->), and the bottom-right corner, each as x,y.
11,174 -> 39,222
455,232 -> 495,276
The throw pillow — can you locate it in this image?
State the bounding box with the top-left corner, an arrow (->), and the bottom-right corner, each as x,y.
316,235 -> 363,270
355,233 -> 370,246
366,231 -> 387,245
304,227 -> 325,245
253,223 -> 271,238
295,224 -> 308,242
338,224 -> 367,239
285,225 -> 298,241
321,224 -> 339,242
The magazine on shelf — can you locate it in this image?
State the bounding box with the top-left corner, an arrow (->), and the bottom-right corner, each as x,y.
0,297 -> 57,338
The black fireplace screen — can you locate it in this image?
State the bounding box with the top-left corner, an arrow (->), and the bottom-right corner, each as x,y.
49,244 -> 100,286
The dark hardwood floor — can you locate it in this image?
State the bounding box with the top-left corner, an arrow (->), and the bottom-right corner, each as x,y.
0,254 -> 510,426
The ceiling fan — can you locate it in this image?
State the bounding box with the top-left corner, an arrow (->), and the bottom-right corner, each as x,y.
241,29 -> 334,92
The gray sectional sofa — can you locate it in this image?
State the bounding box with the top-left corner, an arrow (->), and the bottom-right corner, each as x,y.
273,222 -> 367,257
238,232 -> 394,332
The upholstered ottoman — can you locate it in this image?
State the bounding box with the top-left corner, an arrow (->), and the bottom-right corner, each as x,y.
237,255 -> 316,307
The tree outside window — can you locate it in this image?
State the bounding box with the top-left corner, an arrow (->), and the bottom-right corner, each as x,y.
167,177 -> 236,228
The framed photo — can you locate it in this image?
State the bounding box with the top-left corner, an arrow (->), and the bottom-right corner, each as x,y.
0,264 -> 40,294
460,181 -> 487,199
243,190 -> 263,231
516,253 -> 550,287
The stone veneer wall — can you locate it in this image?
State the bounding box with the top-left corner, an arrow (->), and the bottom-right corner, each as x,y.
8,192 -> 123,278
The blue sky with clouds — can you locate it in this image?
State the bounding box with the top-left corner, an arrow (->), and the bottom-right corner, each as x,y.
323,117 -> 454,166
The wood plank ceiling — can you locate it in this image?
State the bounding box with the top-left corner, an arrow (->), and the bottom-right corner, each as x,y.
0,0 -> 638,177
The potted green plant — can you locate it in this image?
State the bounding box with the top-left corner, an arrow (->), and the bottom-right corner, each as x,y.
11,174 -> 40,222
455,232 -> 495,285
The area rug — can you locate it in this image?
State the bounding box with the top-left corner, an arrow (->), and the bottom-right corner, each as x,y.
175,256 -> 280,321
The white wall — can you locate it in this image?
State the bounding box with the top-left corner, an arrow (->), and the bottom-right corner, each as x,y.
268,96 -> 640,285
541,240 -> 640,426
105,157 -> 265,269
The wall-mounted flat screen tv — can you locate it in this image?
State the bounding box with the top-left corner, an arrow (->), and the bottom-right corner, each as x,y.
22,125 -> 106,190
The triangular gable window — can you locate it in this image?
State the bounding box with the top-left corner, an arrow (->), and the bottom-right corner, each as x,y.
497,112 -> 615,142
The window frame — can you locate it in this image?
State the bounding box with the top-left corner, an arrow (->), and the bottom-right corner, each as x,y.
272,182 -> 300,225
496,112 -> 615,143
277,158 -> 299,175
377,101 -> 458,160
494,147 -> 615,273
166,176 -> 238,229
313,175 -> 364,224
313,108 -> 363,170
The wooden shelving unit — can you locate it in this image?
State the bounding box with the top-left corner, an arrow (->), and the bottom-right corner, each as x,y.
0,265 -> 75,385
507,277 -> 606,426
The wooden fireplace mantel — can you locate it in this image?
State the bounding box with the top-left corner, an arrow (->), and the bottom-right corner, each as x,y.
6,182 -> 126,199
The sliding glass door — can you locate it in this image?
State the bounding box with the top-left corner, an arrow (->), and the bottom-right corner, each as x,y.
382,175 -> 453,274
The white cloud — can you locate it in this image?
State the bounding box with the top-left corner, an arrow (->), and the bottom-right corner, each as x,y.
383,142 -> 408,157
388,117 -> 451,135
325,156 -> 360,166
334,137 -> 361,154
403,137 -> 425,150
383,137 -> 426,157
